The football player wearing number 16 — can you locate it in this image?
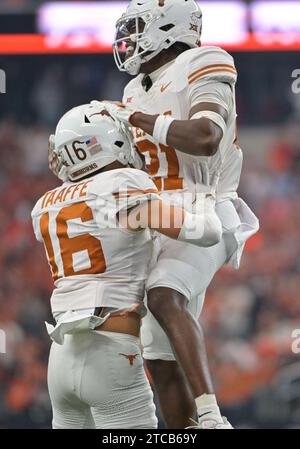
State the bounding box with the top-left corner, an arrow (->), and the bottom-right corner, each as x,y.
106,0 -> 260,429
31,101 -> 222,429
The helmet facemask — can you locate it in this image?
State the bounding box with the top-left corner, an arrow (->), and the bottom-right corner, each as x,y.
113,13 -> 156,75
48,133 -> 67,181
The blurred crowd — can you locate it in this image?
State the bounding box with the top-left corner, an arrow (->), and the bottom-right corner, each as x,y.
0,51 -> 300,428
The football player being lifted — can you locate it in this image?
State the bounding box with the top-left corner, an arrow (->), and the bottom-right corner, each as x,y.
33,101 -> 223,429
103,0 -> 260,429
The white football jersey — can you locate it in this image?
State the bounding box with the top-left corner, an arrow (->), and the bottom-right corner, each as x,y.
31,168 -> 159,314
123,46 -> 243,200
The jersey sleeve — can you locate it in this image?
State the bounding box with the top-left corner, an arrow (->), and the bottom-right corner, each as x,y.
182,46 -> 236,115
112,169 -> 161,212
88,169 -> 161,229
188,80 -> 234,112
186,46 -> 237,87
31,201 -> 43,242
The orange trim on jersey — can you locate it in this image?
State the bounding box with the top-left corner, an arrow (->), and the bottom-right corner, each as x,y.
114,188 -> 158,199
160,81 -> 172,93
189,67 -> 237,85
40,212 -> 59,280
103,303 -> 143,318
188,63 -> 237,80
153,178 -> 162,191
152,177 -> 184,192
164,177 -> 184,191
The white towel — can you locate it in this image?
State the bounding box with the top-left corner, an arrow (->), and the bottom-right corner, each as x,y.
45,309 -> 110,345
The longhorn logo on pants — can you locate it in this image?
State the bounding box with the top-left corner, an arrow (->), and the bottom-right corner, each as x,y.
119,353 -> 139,365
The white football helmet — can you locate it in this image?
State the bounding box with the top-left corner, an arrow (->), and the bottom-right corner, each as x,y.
51,101 -> 143,182
113,0 -> 202,75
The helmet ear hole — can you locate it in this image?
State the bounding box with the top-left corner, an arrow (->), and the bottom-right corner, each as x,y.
118,151 -> 127,164
159,24 -> 175,32
114,140 -> 124,148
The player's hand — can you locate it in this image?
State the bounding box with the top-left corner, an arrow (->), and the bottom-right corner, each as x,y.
183,161 -> 220,198
89,101 -> 145,171
184,161 -> 220,209
91,100 -> 140,127
193,161 -> 220,198
48,134 -> 60,177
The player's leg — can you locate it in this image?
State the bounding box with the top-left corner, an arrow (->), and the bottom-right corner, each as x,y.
142,291 -> 197,428
148,287 -> 213,398
146,359 -> 197,428
80,330 -> 158,429
142,288 -> 210,428
48,338 -> 96,429
50,396 -> 95,429
142,232 -> 229,428
142,199 -> 242,428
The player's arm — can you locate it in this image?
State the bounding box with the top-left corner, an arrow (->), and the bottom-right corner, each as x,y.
136,50 -> 235,157
119,197 -> 222,248
101,49 -> 235,157
129,102 -> 227,157
99,95 -> 228,158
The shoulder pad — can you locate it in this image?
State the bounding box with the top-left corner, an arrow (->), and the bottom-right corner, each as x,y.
88,168 -> 158,199
31,195 -> 46,218
175,46 -> 237,88
89,168 -> 159,214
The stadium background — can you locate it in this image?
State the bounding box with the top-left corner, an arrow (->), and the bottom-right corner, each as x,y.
0,0 -> 300,429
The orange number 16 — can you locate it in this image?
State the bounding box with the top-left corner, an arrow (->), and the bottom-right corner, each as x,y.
40,202 -> 106,281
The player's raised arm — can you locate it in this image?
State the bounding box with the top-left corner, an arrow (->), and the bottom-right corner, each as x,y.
130,102 -> 227,157
100,46 -> 237,157
97,100 -> 226,157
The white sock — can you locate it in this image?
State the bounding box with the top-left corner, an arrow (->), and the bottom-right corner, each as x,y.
195,394 -> 223,424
